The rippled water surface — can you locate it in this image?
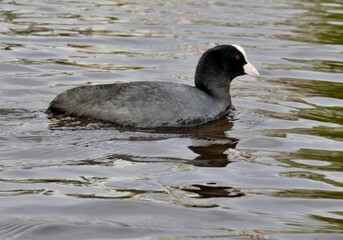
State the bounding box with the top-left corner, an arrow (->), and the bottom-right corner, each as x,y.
0,0 -> 342,239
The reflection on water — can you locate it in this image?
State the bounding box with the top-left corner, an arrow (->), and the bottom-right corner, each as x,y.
0,0 -> 342,239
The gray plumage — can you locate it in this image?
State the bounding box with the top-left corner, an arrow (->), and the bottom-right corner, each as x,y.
47,45 -> 259,128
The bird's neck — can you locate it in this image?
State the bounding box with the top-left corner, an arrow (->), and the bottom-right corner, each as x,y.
210,79 -> 232,106
195,75 -> 232,107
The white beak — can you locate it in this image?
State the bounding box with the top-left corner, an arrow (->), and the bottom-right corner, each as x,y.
243,62 -> 259,77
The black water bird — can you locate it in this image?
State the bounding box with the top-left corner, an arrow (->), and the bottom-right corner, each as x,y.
47,45 -> 259,128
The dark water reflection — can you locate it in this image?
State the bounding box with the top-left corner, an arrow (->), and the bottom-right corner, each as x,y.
0,0 -> 343,239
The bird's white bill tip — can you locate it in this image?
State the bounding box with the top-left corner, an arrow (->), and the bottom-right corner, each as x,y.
243,63 -> 260,77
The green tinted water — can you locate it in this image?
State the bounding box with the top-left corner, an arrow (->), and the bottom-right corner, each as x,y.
0,0 -> 342,239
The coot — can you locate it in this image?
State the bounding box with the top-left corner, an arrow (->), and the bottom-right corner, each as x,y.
47,45 -> 259,128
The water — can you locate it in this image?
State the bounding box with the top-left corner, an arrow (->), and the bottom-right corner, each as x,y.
0,0 -> 342,239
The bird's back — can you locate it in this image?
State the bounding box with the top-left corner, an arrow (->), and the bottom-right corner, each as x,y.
48,81 -> 229,128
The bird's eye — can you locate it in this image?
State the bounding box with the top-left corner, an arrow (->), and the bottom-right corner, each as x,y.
236,55 -> 241,60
